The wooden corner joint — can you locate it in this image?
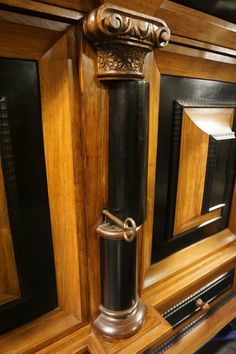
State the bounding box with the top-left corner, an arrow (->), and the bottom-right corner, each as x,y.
82,4 -> 170,80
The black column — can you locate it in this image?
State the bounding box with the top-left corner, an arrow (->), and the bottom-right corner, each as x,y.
100,81 -> 149,313
108,81 -> 149,226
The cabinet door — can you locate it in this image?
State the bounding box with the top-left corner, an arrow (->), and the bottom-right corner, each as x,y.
151,76 -> 236,262
0,58 -> 57,333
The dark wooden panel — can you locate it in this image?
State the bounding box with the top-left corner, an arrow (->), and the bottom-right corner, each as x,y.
162,270 -> 234,328
172,0 -> 236,24
0,58 -> 57,333
151,75 -> 236,263
202,137 -> 236,213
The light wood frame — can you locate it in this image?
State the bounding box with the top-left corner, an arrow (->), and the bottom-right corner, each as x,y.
0,19 -> 89,353
139,46 -> 236,305
0,1 -> 236,353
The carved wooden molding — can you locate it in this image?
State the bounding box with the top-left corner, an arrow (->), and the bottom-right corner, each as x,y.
83,4 -> 170,79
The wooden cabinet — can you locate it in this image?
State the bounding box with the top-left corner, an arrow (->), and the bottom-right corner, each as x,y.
0,1 -> 235,353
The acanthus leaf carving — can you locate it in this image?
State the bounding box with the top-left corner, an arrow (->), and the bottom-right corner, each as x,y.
83,4 -> 170,79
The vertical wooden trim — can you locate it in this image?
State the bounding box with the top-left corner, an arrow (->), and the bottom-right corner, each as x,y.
139,51 -> 160,288
79,32 -> 109,317
39,28 -> 87,320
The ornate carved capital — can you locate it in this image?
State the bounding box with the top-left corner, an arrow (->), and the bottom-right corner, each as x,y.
83,4 -> 170,79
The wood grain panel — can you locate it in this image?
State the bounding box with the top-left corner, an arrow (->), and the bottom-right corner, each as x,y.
144,229 -> 236,289
164,295 -> 236,354
0,0 -> 83,21
0,160 -> 20,300
155,51 -> 236,83
139,50 -> 161,287
101,0 -> 163,16
163,43 -> 236,65
0,20 -> 62,60
79,31 -> 109,317
143,233 -> 236,309
173,110 -> 210,235
170,35 -> 236,58
158,0 -> 236,50
37,0 -> 94,12
39,28 -> 87,319
0,10 -> 70,31
174,108 -> 234,235
0,309 -> 81,354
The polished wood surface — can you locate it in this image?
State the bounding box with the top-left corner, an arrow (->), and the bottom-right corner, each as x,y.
37,0 -> 94,12
0,309 -> 81,354
0,1 -> 235,353
39,27 -> 88,320
0,160 -> 20,303
140,50 -> 160,287
156,51 -> 236,83
78,32 -> 109,317
174,108 -> 234,235
0,0 -> 83,21
164,295 -> 236,354
158,0 -> 236,49
143,229 -> 236,289
38,307 -> 172,354
0,9 -> 70,31
0,20 -> 62,60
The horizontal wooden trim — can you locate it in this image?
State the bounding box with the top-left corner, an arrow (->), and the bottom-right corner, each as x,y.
156,50 -> 236,83
36,0 -> 94,13
0,294 -> 18,306
0,309 -> 82,354
0,9 -> 70,31
0,0 -> 84,22
142,234 -> 236,310
164,293 -> 236,354
0,20 -> 63,60
162,43 -> 236,65
39,307 -> 171,354
159,0 -> 236,50
143,229 -> 236,289
161,0 -> 236,31
170,35 -> 236,59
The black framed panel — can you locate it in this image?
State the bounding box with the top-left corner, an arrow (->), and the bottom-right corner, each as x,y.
151,76 -> 236,263
0,58 -> 57,333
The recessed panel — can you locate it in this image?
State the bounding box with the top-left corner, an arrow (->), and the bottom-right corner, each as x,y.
0,58 -> 57,333
151,75 -> 236,263
174,107 -> 235,235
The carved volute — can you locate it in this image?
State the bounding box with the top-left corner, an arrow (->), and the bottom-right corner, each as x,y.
83,4 -> 171,79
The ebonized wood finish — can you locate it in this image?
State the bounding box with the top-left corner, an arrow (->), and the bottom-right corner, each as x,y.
202,137 -> 236,214
162,270 -> 234,328
153,291 -> 236,354
108,81 -> 149,226
152,76 -> 236,263
100,238 -> 136,311
172,0 -> 236,24
0,58 -> 57,333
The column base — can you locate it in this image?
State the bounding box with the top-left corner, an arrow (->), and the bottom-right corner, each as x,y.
93,298 -> 146,339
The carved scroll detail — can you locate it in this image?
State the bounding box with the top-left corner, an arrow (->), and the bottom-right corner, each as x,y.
83,4 -> 170,79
